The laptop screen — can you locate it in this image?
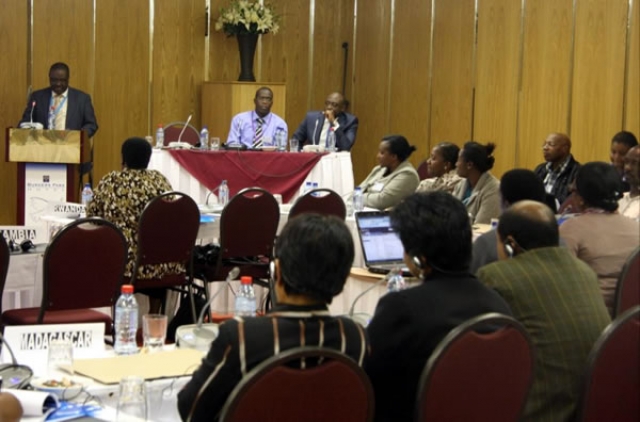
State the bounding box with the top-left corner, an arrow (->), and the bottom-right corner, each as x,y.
355,211 -> 405,266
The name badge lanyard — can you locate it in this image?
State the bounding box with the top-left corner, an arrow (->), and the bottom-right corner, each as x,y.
48,95 -> 67,129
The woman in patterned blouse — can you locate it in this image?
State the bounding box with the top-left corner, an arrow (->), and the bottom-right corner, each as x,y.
87,137 -> 178,313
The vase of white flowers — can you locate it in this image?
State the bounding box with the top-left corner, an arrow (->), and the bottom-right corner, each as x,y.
215,0 -> 280,82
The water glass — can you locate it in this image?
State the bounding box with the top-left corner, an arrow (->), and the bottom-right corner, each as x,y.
142,314 -> 168,352
290,138 -> 299,152
48,339 -> 74,375
116,376 -> 148,421
210,137 -> 220,151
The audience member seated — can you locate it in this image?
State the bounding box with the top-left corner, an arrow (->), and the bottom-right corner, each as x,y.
415,142 -> 463,194
291,92 -> 358,151
365,192 -> 512,422
225,87 -> 288,148
477,201 -> 610,422
533,133 -> 580,206
357,134 -> 419,210
452,141 -> 501,224
619,146 -> 640,219
610,131 -> 638,192
86,137 -> 176,313
559,162 -> 640,314
177,214 -> 368,422
470,169 -> 546,272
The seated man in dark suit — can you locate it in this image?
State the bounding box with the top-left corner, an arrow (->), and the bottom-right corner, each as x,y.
292,92 -> 358,151
19,62 -> 98,137
477,201 -> 610,421
177,214 -> 368,422
365,192 -> 512,422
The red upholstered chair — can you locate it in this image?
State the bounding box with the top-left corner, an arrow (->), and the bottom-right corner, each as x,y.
417,160 -> 430,180
415,313 -> 535,422
130,191 -> 200,320
164,122 -> 200,146
219,347 -> 374,422
1,218 -> 127,334
0,237 -> 9,320
576,306 -> 640,422
613,247 -> 640,317
288,188 -> 347,220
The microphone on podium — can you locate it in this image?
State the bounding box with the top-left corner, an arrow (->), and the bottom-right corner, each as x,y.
168,114 -> 194,149
19,101 -> 44,129
176,267 -> 241,350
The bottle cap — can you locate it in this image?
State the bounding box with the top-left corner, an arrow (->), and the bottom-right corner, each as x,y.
158,124 -> 163,128
121,284 -> 134,294
240,276 -> 252,285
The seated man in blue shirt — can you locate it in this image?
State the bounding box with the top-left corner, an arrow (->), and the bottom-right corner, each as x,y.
225,87 -> 287,149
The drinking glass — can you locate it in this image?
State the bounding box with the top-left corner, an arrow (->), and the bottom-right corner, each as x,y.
116,376 -> 148,421
142,314 -> 168,352
47,339 -> 74,375
210,137 -> 221,151
290,138 -> 299,152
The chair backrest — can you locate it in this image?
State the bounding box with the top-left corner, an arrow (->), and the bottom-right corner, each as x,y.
417,160 -> 430,180
41,218 -> 128,318
219,347 -> 374,422
0,237 -> 9,316
288,188 -> 347,220
416,313 -> 535,422
164,122 -> 200,146
613,247 -> 640,317
132,192 -> 200,285
576,306 -> 640,422
219,187 -> 279,260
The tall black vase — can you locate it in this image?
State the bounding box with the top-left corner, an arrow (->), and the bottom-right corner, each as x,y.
237,33 -> 259,82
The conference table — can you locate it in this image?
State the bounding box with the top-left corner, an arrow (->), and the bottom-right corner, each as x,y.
148,148 -> 355,204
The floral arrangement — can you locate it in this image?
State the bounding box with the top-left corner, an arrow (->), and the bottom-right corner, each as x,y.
215,0 -> 280,36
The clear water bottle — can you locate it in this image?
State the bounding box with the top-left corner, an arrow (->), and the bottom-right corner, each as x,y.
114,285 -> 139,355
275,128 -> 286,152
353,187 -> 364,212
327,128 -> 336,152
303,181 -> 313,194
81,183 -> 93,206
386,268 -> 406,293
155,124 -> 164,149
200,126 -> 209,150
219,180 -> 230,207
235,276 -> 256,317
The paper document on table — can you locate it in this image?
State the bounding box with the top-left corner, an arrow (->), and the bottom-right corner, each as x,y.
72,349 -> 204,384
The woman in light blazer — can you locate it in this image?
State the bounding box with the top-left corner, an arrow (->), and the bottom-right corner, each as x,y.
452,141 -> 501,224
358,134 -> 420,210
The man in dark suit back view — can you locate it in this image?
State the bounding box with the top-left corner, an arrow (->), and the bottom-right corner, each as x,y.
292,92 -> 358,151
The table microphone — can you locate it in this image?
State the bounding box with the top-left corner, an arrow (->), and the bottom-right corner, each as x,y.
0,332 -> 33,389
346,275 -> 388,326
168,114 -> 193,149
19,101 -> 44,129
176,267 -> 240,350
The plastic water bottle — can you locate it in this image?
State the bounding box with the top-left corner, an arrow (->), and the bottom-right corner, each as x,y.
353,187 -> 364,212
81,183 -> 93,206
219,180 -> 230,207
114,285 -> 139,355
303,181 -> 313,194
386,268 -> 406,293
275,128 -> 286,152
235,276 -> 256,317
200,126 -> 209,150
155,124 -> 164,149
327,128 -> 336,152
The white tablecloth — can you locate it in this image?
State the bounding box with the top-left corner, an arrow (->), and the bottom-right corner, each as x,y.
148,149 -> 355,204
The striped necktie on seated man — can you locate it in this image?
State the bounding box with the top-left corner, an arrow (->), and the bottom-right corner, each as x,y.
252,117 -> 264,148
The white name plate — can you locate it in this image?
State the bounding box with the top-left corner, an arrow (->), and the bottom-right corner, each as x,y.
0,226 -> 39,243
47,201 -> 85,217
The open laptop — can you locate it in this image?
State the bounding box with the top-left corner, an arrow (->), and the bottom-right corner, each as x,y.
355,211 -> 411,276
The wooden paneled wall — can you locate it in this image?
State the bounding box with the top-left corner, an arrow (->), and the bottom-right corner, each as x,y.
0,0 -> 637,224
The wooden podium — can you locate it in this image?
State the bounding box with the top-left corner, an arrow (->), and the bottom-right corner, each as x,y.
5,128 -> 89,225
201,82 -> 286,142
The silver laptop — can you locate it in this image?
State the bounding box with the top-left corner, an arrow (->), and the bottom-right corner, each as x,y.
355,211 -> 411,276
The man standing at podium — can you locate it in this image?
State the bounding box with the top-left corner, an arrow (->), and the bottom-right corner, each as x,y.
19,62 -> 98,138
225,87 -> 287,149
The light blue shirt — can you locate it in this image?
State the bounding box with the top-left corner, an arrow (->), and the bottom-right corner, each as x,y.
226,110 -> 288,148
